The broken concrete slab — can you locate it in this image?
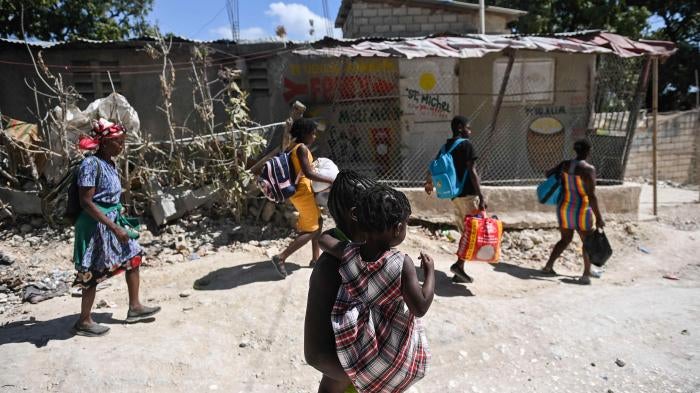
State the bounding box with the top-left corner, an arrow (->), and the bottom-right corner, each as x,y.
0,187 -> 42,215
149,185 -> 221,226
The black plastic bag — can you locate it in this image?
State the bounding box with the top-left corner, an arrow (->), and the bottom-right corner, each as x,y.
584,229 -> 613,267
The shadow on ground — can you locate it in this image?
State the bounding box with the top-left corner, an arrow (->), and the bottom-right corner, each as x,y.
193,261 -> 302,290
417,268 -> 473,297
492,262 -> 571,281
0,312 -> 124,348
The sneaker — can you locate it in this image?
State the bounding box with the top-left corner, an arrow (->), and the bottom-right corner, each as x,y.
450,263 -> 473,284
73,322 -> 110,337
126,305 -> 161,323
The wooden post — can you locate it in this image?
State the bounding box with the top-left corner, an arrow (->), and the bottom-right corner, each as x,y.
652,56 -> 659,216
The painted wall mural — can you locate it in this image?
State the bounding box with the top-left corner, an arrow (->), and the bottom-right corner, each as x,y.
279,57 -> 401,178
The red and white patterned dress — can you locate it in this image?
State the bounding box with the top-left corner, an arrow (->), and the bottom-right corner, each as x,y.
332,243 -> 430,393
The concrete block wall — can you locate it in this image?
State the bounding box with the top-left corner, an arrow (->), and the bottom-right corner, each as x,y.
343,1 -> 485,38
625,109 -> 700,184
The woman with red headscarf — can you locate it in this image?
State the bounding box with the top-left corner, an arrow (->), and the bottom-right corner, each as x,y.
73,119 -> 160,337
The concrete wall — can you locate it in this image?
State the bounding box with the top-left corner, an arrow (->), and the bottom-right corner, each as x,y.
0,41 -> 285,142
458,51 -> 598,183
342,0 -> 512,38
625,109 -> 700,184
403,184 -> 641,228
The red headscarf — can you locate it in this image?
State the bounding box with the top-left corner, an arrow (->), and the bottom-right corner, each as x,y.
78,118 -> 125,150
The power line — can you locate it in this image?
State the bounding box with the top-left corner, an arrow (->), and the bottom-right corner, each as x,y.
192,4 -> 228,38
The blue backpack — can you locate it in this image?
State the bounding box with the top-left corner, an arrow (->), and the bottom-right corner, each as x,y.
257,148 -> 300,203
536,174 -> 562,205
430,138 -> 468,199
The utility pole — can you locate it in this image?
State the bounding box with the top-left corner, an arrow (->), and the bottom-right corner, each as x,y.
652,56 -> 659,216
479,0 -> 486,34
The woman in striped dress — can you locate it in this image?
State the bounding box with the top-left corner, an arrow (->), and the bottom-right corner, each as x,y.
543,139 -> 605,285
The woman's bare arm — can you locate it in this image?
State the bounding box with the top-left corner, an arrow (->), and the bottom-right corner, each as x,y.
79,187 -> 129,243
297,145 -> 334,184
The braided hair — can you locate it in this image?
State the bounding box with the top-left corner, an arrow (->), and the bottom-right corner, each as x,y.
356,184 -> 411,233
290,118 -> 317,143
327,171 -> 376,233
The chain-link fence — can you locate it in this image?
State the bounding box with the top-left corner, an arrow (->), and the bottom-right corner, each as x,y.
292,52 -> 650,187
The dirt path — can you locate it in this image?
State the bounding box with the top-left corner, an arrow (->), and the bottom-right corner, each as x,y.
1,217 -> 699,392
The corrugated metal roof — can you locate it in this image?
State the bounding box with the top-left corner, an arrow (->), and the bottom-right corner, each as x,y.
292,32 -> 677,59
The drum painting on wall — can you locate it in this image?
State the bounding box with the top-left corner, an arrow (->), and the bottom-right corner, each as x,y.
527,117 -> 565,173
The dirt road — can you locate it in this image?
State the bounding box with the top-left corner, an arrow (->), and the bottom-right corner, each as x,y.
1,212 -> 699,392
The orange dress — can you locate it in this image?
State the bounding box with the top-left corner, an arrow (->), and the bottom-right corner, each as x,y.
289,143 -> 321,232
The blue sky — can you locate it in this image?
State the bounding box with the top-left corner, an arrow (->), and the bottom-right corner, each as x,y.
148,0 -> 344,41
148,1 -> 667,42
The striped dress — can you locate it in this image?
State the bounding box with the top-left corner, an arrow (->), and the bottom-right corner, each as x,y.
332,244 -> 430,393
557,160 -> 595,231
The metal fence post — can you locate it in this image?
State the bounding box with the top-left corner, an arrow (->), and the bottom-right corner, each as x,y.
652,56 -> 659,216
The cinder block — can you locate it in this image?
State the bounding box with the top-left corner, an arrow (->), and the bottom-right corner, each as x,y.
443,14 -> 458,22
369,16 -> 384,25
429,14 -> 444,23
393,7 -> 407,16
391,24 -> 407,32
413,15 -> 428,23
406,7 -> 424,16
363,9 -> 378,17
398,15 -> 413,24
435,22 -> 450,32
375,24 -> 390,33
420,23 -> 436,31
376,8 -> 390,16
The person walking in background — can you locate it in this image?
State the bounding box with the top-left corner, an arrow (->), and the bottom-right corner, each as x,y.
322,185 -> 434,393
271,118 -> 334,278
543,139 -> 605,285
73,119 -> 160,337
424,115 -> 486,284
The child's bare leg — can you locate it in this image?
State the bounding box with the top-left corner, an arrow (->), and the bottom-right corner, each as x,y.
318,375 -> 351,393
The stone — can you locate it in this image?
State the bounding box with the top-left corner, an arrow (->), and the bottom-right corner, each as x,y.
96,299 -> 111,309
180,291 -> 192,298
239,341 -> 249,348
0,187 -> 42,215
615,358 -> 626,367
30,217 -> 44,228
520,238 -> 535,250
261,202 -> 276,223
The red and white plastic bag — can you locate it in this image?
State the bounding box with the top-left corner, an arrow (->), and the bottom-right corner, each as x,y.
456,211 -> 503,263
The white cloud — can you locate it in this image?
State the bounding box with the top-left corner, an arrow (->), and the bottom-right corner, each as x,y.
266,2 -> 341,40
210,26 -> 269,41
240,27 -> 268,40
210,26 -> 233,39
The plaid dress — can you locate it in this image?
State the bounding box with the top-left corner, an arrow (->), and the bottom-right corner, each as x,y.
332,244 -> 430,393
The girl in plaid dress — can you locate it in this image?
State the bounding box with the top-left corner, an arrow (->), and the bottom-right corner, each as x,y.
324,185 -> 435,393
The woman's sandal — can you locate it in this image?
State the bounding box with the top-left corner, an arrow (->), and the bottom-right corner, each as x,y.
271,255 -> 288,278
541,267 -> 558,276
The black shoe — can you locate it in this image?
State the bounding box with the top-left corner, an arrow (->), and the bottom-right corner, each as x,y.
450,263 -> 473,283
271,255 -> 287,278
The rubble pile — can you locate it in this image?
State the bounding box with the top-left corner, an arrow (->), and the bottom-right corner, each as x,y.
0,200 -> 302,317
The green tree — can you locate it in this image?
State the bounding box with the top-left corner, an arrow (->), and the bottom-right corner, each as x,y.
494,0 -> 650,38
0,0 -> 154,41
631,0 -> 699,110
